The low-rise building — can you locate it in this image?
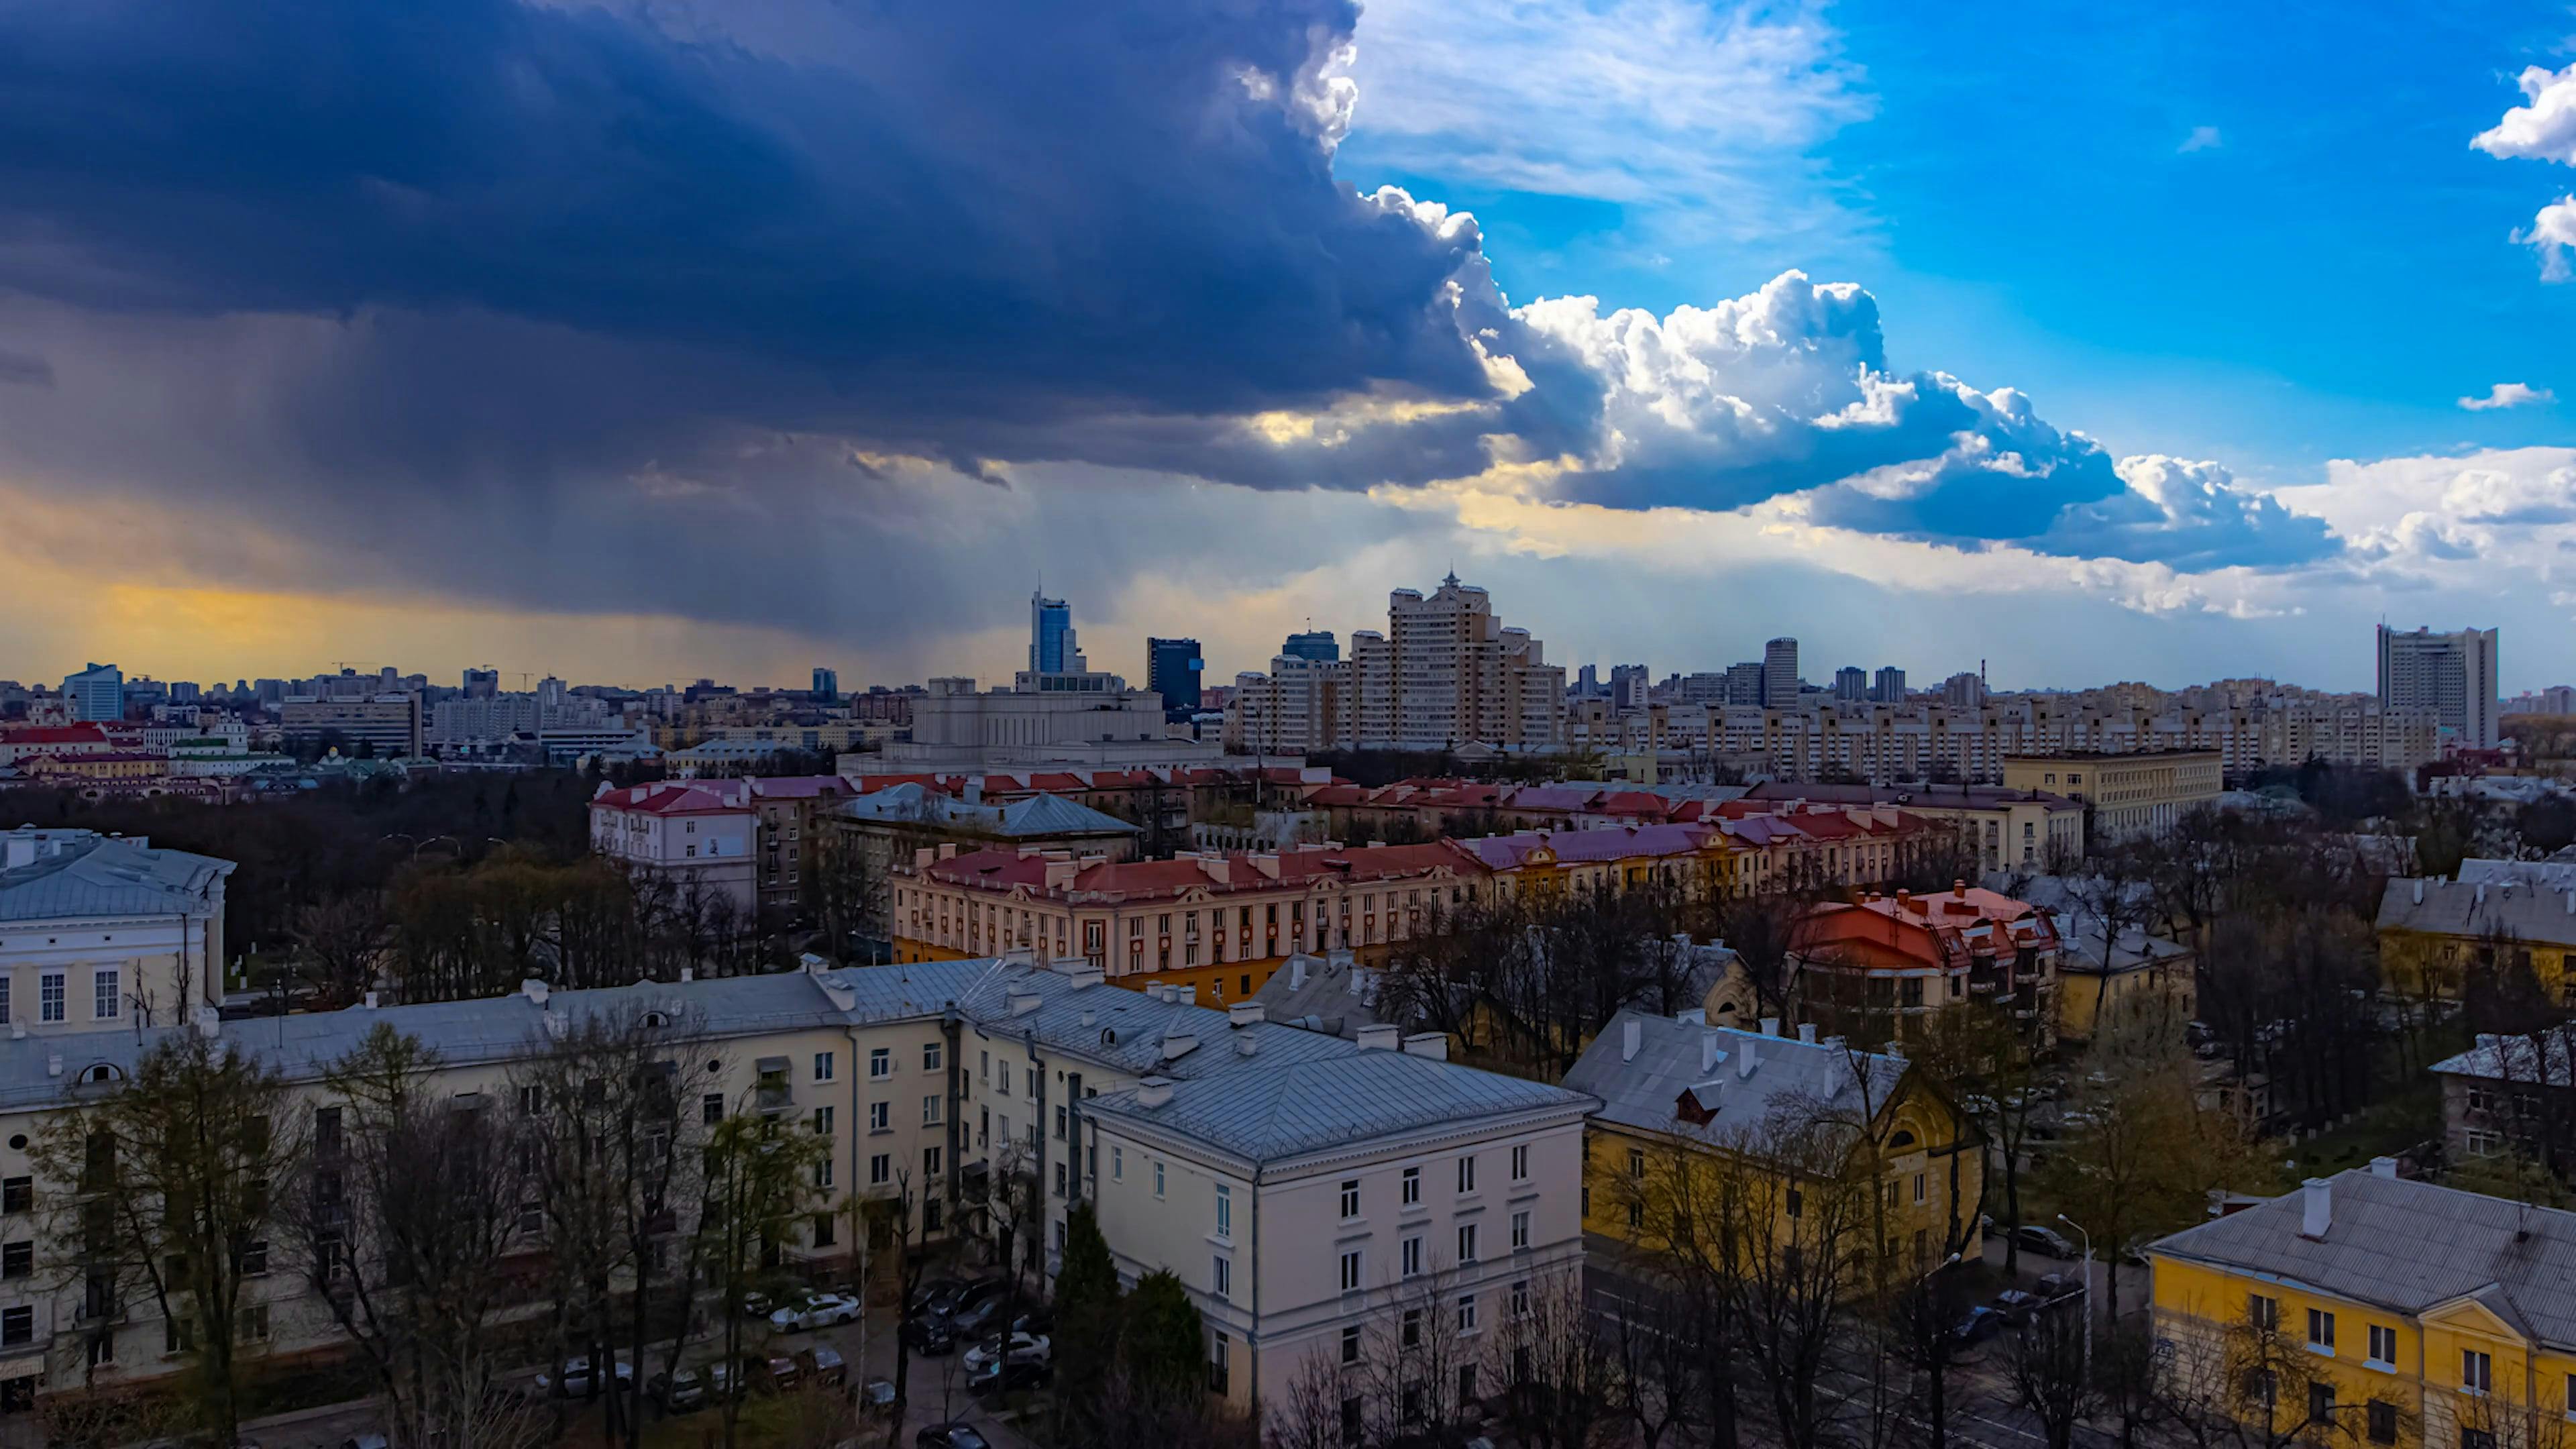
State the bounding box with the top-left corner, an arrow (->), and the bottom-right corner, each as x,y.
279,694 -> 423,760
2374,875 -> 2576,1011
0,827 -> 233,1029
1789,883 -> 2061,1040
588,780 -> 759,917
2002,749 -> 2220,841
1743,780 -> 2086,872
2430,1030 -> 2576,1165
2149,1164 -> 2576,1449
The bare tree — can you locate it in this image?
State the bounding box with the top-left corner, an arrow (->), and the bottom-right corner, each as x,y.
1485,1271 -> 1615,1449
2002,1305 -> 2100,1449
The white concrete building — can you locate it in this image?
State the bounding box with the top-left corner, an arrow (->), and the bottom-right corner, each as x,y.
0,828 -> 231,1030
2377,624 -> 2501,750
588,780 -> 759,916
883,674 -> 1222,771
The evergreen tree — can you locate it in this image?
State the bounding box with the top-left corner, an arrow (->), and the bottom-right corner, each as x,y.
1054,1201 -> 1122,1430
1120,1270 -> 1207,1409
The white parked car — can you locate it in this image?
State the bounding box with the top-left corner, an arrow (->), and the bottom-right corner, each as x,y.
769,1290 -> 863,1332
961,1332 -> 1051,1374
535,1356 -> 633,1396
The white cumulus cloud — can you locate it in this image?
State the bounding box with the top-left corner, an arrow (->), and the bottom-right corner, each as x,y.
2460,381 -> 2557,410
2475,64 -> 2576,279
2178,125 -> 2223,153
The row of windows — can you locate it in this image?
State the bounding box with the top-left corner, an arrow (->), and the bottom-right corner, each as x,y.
0,967 -> 122,1026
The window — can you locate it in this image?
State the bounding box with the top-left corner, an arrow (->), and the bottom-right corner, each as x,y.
1342,1326 -> 1361,1364
869,1154 -> 891,1185
2465,1432 -> 2497,1449
1340,1249 -> 1363,1293
1511,1210 -> 1530,1251
815,1156 -> 834,1189
1402,1166 -> 1420,1206
1402,1235 -> 1424,1279
869,1102 -> 890,1133
1628,1148 -> 1646,1179
2464,1349 -> 2492,1393
980,1049 -> 991,1085
162,1315 -> 194,1354
2367,1400 -> 2397,1445
814,1051 -> 837,1082
1,1306 -> 32,1347
1401,1309 -> 1421,1350
1340,1179 -> 1361,1219
3,1178 -> 32,1216
2308,1307 -> 2336,1350
1026,1068 -> 1040,1099
94,967 -> 119,1020
1787,1187 -> 1803,1218
813,1106 -> 835,1136
702,1092 -> 724,1126
40,972 -> 62,1024
870,1049 -> 892,1079
1912,1172 -> 1927,1205
1457,1156 -> 1477,1193
2367,1323 -> 2396,1366
924,1042 -> 944,1072
1340,1398 -> 1363,1447
1210,1331 -> 1230,1396
925,1146 -> 943,1177
1113,1146 -> 1124,1182
1214,1254 -> 1232,1299
1627,1201 -> 1643,1230
2309,1383 -> 2334,1425
1511,1279 -> 1530,1319
1458,1223 -> 1479,1264
1055,1104 -> 1067,1140
1511,1144 -> 1529,1181
0,1242 -> 28,1279
814,1213 -> 838,1249
1457,1294 -> 1479,1334
237,1303 -> 271,1342
1216,1184 -> 1232,1240
1054,1162 -> 1067,1197
924,1095 -> 943,1126
2248,1293 -> 2279,1330
238,1240 -> 269,1275
1155,1162 -> 1166,1198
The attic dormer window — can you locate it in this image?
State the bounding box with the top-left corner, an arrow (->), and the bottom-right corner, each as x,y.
1889,1130 -> 1917,1149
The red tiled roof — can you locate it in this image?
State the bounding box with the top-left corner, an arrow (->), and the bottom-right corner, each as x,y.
591,781 -> 750,816
922,840 -> 1488,898
0,726 -> 111,745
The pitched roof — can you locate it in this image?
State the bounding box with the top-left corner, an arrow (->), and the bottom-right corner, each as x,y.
590,780 -> 751,816
1564,1009 -> 1909,1142
0,832 -> 233,922
2377,876 -> 2576,949
1466,824 -> 1715,869
2151,1169 -> 2576,1348
2430,1028 -> 2576,1088
837,784 -> 1137,840
921,841 -> 1483,898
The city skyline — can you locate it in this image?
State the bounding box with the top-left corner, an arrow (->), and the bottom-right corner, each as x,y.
0,3 -> 2568,697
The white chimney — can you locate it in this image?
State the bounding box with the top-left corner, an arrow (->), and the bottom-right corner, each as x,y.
1009,989 -> 1042,1017
1701,1033 -> 1723,1073
2300,1177 -> 2332,1238
1290,956 -> 1309,990
1401,1032 -> 1448,1061
678,967 -> 693,983
1621,1018 -> 1643,1063
1797,1022 -> 1818,1044
1160,1031 -> 1199,1061
2369,1156 -> 2400,1179
193,1006 -> 221,1039
1737,1038 -> 1760,1079
1179,986 -> 1196,1006
1676,1008 -> 1707,1027
2412,878 -> 2424,904
1135,1076 -> 1174,1108
1356,1023 -> 1403,1051
1235,1034 -> 1259,1057
1760,1016 -> 1782,1037
1079,1008 -> 1095,1027
521,979 -> 550,1008
1228,1002 -> 1265,1028
362,990 -> 378,1010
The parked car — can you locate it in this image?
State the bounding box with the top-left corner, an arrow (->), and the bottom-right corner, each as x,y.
2033,1272 -> 2083,1303
918,1279 -> 1005,1320
752,1350 -> 801,1393
770,1290 -> 863,1332
1949,1306 -> 2004,1346
2011,1224 -> 2076,1259
1012,1307 -> 1056,1336
741,1290 -> 773,1318
949,1294 -> 1014,1338
536,1357 -> 633,1396
909,1277 -> 969,1315
647,1368 -> 708,1413
860,1379 -> 898,1417
963,1332 -> 1051,1373
798,1344 -> 850,1389
969,1356 -> 1054,1396
919,1424 -> 994,1449
1992,1289 -> 2043,1325
900,1315 -> 959,1355
704,1362 -> 745,1401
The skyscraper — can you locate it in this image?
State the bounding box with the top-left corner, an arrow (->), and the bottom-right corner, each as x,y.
1833,666 -> 1868,701
2377,625 -> 2500,749
1872,666 -> 1907,703
62,663 -> 121,722
1723,662 -> 1765,706
1762,637 -> 1800,707
811,667 -> 839,702
1146,637 -> 1203,720
1282,631 -> 1340,663
1609,663 -> 1650,711
1028,591 -> 1079,674
462,667 -> 500,700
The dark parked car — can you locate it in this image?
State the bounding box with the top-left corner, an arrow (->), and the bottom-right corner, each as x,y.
919,1425 -> 993,1449
1992,1289 -> 2043,1325
901,1315 -> 959,1355
751,1351 -> 800,1393
949,1295 -> 1014,1338
970,1356 -> 1054,1397
910,1278 -> 968,1315
1949,1305 -> 2004,1346
918,1279 -> 1006,1320
860,1379 -> 898,1418
2011,1224 -> 2075,1259
1012,1307 -> 1055,1336
2033,1272 -> 2084,1304
798,1343 -> 849,1389
647,1368 -> 708,1413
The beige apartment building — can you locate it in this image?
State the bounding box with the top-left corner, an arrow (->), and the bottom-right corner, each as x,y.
1741,781 -> 2086,871
277,694 -> 423,759
2002,749 -> 2221,840
1341,573 -> 1565,753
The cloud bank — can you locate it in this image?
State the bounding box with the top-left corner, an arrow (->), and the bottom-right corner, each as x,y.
2474,64 -> 2576,280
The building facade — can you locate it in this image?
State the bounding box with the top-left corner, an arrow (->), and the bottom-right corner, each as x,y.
2379,625 -> 2501,751
588,780 -> 760,916
0,828 -> 232,1030
58,665 -> 120,725
279,694 -> 424,759
2002,750 -> 2221,841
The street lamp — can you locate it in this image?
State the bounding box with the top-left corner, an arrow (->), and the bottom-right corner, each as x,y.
2057,1213 -> 2093,1375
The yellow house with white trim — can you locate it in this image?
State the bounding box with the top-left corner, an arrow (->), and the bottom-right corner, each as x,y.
2150,1163 -> 2576,1449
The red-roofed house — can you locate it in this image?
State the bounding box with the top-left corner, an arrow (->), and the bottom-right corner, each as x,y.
892,839 -> 1489,1002
0,724 -> 113,765
1792,882 -> 2061,1040
589,780 -> 759,916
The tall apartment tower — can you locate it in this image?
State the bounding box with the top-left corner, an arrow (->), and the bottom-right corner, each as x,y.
1724,662 -> 1766,706
62,663 -> 122,723
1833,666 -> 1868,702
810,667 -> 839,702
1872,666 -> 1907,703
1762,637 -> 1800,707
463,667 -> 500,700
1281,631 -> 1340,663
2377,625 -> 2500,749
1145,638 -> 1203,720
1351,573 -> 1563,750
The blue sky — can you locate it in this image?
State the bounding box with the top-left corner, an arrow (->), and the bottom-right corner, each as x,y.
0,0 -> 2570,694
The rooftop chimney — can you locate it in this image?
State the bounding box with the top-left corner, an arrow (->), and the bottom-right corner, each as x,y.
1134,1076 -> 1174,1108
1401,1032 -> 1448,1061
1161,1030 -> 1200,1061
521,979 -> 550,1008
1290,956 -> 1310,990
1008,989 -> 1042,1017
936,842 -> 957,860
1702,1032 -> 1723,1073
1235,1033 -> 1260,1057
1179,985 -> 1196,1006
2369,1156 -> 2400,1179
1797,1022 -> 1818,1044
1760,1016 -> 1782,1038
1737,1038 -> 1760,1079
1228,1002 -> 1265,1028
2412,878 -> 2424,904
2301,1177 -> 2332,1238
1676,1008 -> 1708,1027
1621,1017 -> 1643,1063
1357,1023 -> 1403,1051
362,990 -> 379,1010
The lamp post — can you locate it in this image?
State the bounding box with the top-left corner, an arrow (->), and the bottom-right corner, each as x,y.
2057,1212 -> 2093,1376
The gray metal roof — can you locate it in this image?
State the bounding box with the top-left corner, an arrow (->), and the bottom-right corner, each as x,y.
2151,1169 -> 2576,1348
2377,875 -> 2576,949
2430,1028 -> 2576,1088
1561,1008 -> 1909,1143
0,833 -> 233,922
1250,953 -> 1395,1040
836,784 -> 1136,839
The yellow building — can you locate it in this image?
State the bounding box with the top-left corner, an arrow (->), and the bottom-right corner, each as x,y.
2150,1165 -> 2576,1449
2002,749 -> 2221,841
2375,875 -> 2576,1010
1561,1010 -> 1985,1276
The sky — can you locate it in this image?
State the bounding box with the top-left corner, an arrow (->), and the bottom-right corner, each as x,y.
0,0 -> 2571,696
